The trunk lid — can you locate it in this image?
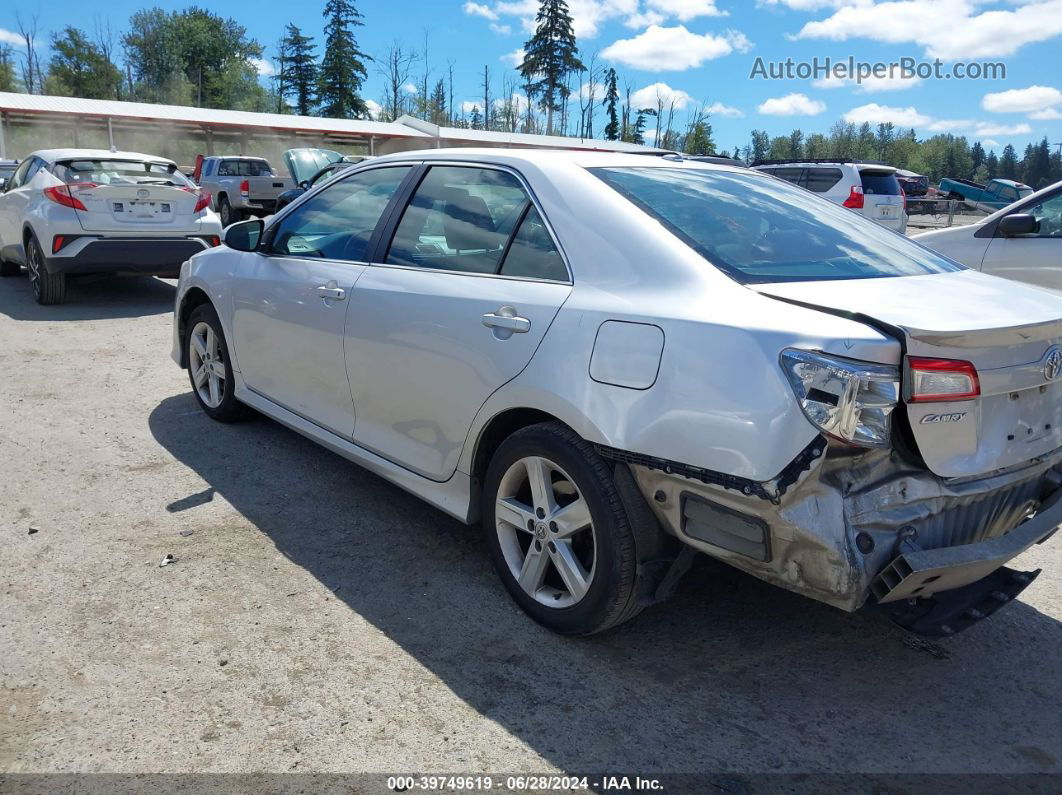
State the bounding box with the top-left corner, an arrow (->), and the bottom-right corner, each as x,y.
757,270 -> 1062,478
70,182 -> 204,233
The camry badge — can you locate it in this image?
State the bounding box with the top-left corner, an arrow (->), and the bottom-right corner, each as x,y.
1045,346 -> 1062,382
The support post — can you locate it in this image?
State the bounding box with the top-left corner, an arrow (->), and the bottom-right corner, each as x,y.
0,112 -> 6,159
368,135 -> 375,156
107,117 -> 115,150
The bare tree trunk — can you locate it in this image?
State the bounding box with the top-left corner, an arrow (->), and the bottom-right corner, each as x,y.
16,12 -> 40,94
447,60 -> 455,126
482,65 -> 491,130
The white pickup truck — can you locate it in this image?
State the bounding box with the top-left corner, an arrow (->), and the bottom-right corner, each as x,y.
193,156 -> 293,226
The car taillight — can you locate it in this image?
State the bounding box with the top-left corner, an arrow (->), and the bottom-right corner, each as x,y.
899,187 -> 906,210
43,184 -> 93,211
182,187 -> 212,213
240,179 -> 249,198
781,349 -> 899,448
52,235 -> 65,254
208,235 -> 220,247
906,357 -> 980,402
842,185 -> 864,209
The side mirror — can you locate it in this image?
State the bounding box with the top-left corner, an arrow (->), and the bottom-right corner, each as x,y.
223,218 -> 263,251
0,178 -> 6,192
998,213 -> 1038,237
298,180 -> 309,190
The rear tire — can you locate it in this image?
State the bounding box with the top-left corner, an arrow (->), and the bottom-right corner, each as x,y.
482,422 -> 644,635
26,235 -> 66,305
185,304 -> 249,423
218,196 -> 234,227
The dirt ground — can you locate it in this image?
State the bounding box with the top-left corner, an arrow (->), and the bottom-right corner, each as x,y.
1,275 -> 1061,784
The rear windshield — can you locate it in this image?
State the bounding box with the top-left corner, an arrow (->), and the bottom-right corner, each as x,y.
218,159 -> 274,177
859,170 -> 901,195
53,159 -> 191,187
592,167 -> 964,285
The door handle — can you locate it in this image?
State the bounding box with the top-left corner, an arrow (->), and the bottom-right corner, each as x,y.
316,284 -> 345,301
482,307 -> 530,334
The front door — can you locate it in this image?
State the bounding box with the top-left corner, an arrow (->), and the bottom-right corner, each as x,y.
346,164 -> 572,480
981,189 -> 1062,291
229,165 -> 412,436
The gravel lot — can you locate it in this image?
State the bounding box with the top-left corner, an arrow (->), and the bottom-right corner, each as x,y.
1,274 -> 1061,784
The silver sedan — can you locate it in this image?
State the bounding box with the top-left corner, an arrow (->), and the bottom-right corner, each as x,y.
172,149 -> 1062,636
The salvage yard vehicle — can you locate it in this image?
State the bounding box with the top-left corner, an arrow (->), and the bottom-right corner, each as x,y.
193,156 -> 293,225
0,159 -> 18,191
754,159 -> 908,233
938,176 -> 1033,213
915,180 -> 1062,292
172,149 -> 1062,637
275,148 -> 373,211
0,149 -> 222,305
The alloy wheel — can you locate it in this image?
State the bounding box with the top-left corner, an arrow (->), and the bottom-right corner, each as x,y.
495,455 -> 597,608
27,240 -> 41,299
189,321 -> 227,408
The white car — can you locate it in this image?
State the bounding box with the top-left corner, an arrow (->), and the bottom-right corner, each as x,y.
914,180 -> 1062,292
0,148 -> 222,305
754,160 -> 907,233
172,149 -> 1062,637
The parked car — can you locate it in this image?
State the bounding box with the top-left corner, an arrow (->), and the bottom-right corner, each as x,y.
914,180 -> 1062,292
275,149 -> 373,211
192,156 -> 293,225
0,148 -> 222,305
754,160 -> 907,232
172,149 -> 1062,637
938,177 -> 1033,213
684,154 -> 746,167
896,169 -> 929,197
0,159 -> 18,191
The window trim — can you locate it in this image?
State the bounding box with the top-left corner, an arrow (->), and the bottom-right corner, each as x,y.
370,161 -> 573,285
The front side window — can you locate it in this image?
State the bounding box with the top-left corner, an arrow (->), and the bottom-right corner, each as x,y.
7,158 -> 32,189
593,166 -> 964,284
769,167 -> 804,186
1027,192 -> 1062,238
267,166 -> 411,261
386,166 -> 531,274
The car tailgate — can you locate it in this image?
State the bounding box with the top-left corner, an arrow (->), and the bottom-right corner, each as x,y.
755,270 -> 1062,478
71,183 -> 204,233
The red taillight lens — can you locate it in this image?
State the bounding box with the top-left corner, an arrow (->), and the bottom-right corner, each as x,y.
842,185 -> 864,209
907,357 -> 980,402
52,235 -> 65,254
208,235 -> 220,247
899,187 -> 906,210
43,184 -> 90,211
240,179 -> 249,196
195,191 -> 211,213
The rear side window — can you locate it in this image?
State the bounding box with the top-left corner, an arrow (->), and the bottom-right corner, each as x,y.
769,167 -> 804,186
499,206 -> 567,281
218,160 -> 273,177
593,166 -> 963,284
268,166 -> 411,261
860,171 -> 900,195
804,168 -> 843,193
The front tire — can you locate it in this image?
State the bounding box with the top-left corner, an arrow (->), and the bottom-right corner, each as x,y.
185,304 -> 248,422
482,422 -> 644,635
26,235 -> 65,305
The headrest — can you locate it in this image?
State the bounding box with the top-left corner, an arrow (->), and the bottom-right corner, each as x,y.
443,190 -> 499,251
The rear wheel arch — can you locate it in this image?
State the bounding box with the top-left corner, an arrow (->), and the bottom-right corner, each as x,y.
177,287 -> 214,368
471,408 -> 562,493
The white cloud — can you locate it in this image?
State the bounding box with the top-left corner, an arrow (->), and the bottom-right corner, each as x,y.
460,100 -> 482,114
705,101 -> 744,117
494,93 -> 531,112
364,99 -> 382,120
0,27 -> 24,48
500,47 -> 525,67
980,139 -> 1000,149
489,22 -> 512,34
982,85 -> 1062,113
579,80 -> 605,101
842,103 -> 1034,138
758,92 -> 826,116
1030,107 -> 1062,120
402,82 -> 418,94
812,73 -> 922,93
631,82 -> 694,110
250,57 -> 275,77
646,0 -> 727,21
464,1 -> 499,20
788,0 -> 1062,61
601,25 -> 751,72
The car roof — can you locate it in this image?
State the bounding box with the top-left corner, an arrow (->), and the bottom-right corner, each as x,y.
31,148 -> 177,165
755,161 -> 897,174
993,179 -> 1030,188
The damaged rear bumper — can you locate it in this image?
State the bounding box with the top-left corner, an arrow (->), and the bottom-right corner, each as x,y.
628,442 -> 1062,627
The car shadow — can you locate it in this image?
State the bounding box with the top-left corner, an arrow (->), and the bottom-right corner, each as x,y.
0,274 -> 176,321
148,392 -> 1062,775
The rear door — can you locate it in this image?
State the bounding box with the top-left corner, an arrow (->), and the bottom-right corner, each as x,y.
230,164 -> 413,437
345,163 -> 572,481
980,188 -> 1062,291
859,169 -> 904,227
52,158 -> 204,234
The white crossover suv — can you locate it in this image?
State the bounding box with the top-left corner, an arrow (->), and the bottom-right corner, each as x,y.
754,160 -> 908,233
171,150 -> 1062,637
0,149 -> 222,304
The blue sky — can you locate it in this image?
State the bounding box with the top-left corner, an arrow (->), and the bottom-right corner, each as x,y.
3,0 -> 1062,154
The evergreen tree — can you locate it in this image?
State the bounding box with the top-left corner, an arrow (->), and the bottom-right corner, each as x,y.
469,105 -> 483,130
519,0 -> 584,135
999,144 -> 1018,179
602,67 -> 619,141
0,45 -> 16,92
429,77 -> 448,125
682,119 -> 715,155
749,129 -> 770,163
985,150 -> 999,180
278,23 -> 318,116
318,0 -> 369,118
970,141 -> 985,174
47,27 -> 123,99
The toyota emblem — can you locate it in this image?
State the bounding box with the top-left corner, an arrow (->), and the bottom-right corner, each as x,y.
137,188 -> 150,199
1045,346 -> 1062,381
